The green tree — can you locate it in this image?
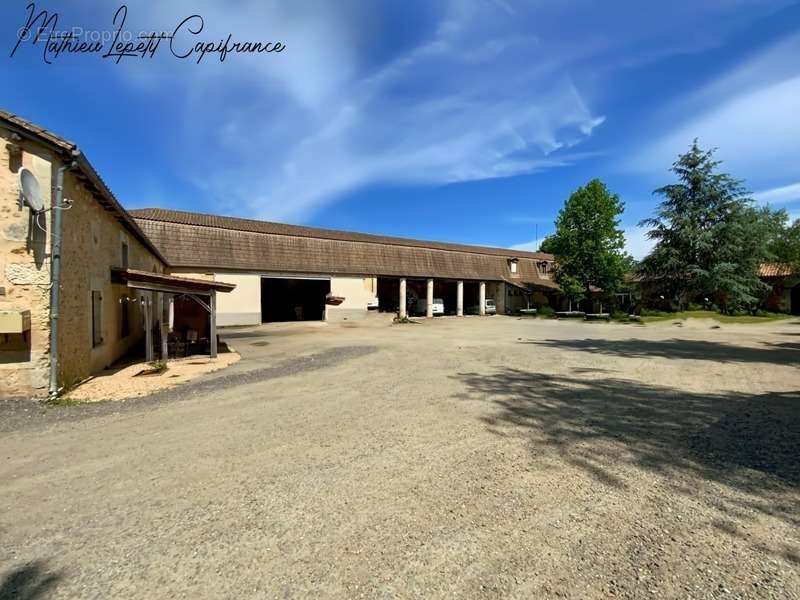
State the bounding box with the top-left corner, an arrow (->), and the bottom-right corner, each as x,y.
639,141 -> 771,312
548,179 -> 629,309
768,211 -> 800,269
538,235 -> 556,254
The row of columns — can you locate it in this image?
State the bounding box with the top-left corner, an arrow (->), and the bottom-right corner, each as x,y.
398,278 -> 486,318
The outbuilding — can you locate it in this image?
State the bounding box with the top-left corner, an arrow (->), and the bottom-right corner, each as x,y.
132,208 -> 559,325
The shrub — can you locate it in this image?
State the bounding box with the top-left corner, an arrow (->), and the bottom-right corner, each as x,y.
537,305 -> 555,318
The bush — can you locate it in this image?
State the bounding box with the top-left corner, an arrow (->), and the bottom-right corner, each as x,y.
537,305 -> 555,318
640,308 -> 670,317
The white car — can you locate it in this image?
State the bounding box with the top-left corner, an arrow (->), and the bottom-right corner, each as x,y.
467,299 -> 497,315
417,297 -> 445,316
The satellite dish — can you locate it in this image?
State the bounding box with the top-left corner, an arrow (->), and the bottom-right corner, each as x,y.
18,167 -> 44,213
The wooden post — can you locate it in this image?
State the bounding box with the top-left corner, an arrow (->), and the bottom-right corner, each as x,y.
209,290 -> 217,358
457,281 -> 464,317
161,293 -> 170,361
144,294 -> 154,363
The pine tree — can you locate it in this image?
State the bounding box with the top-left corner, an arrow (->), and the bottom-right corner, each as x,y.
639,141 -> 771,312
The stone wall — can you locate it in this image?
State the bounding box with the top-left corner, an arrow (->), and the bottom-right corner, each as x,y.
57,170 -> 165,391
1,126 -> 166,397
0,128 -> 54,397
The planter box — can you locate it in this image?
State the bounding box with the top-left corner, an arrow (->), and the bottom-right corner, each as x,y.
0,310 -> 31,333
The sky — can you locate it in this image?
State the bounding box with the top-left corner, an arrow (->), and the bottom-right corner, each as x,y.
2,0 -> 800,259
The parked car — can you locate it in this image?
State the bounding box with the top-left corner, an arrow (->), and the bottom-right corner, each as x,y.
417,297 -> 445,316
467,298 -> 497,315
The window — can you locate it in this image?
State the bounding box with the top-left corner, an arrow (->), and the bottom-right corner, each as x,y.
120,295 -> 130,338
509,258 -> 519,274
92,291 -> 103,347
537,261 -> 551,278
121,242 -> 129,269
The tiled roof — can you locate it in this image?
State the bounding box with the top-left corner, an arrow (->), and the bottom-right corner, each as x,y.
759,263 -> 796,278
111,268 -> 236,293
133,208 -> 558,287
130,208 -> 554,261
0,109 -> 167,265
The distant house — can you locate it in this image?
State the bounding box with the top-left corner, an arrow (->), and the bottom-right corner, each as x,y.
760,263 -> 799,315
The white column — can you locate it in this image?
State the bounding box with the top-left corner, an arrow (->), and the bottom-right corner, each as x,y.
456,281 -> 464,317
479,281 -> 486,316
426,279 -> 434,318
399,278 -> 407,319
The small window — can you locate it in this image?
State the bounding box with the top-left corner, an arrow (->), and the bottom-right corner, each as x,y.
92,291 -> 103,347
510,262 -> 517,274
120,295 -> 130,338
121,242 -> 129,269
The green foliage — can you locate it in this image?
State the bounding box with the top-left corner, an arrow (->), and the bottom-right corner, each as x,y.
547,179 -> 630,304
767,212 -> 800,269
638,141 -> 772,313
538,236 -> 556,253
639,309 -> 790,324
537,305 -> 555,318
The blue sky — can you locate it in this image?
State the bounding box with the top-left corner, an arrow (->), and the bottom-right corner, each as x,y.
2,0 -> 800,258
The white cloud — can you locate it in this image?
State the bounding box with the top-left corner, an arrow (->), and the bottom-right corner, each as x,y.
628,35 -> 800,185
753,182 -> 800,205
624,226 -> 655,261
78,0 -> 793,222
512,226 -> 656,258
511,238 -> 543,252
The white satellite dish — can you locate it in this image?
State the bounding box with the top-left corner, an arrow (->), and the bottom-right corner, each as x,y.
18,167 -> 44,213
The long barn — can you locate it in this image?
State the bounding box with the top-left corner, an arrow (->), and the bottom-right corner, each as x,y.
132,208 -> 560,325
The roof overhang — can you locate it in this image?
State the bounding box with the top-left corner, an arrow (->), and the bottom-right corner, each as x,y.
520,279 -> 560,292
111,268 -> 235,295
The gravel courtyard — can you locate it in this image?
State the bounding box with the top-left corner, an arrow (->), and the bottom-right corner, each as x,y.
1,315 -> 799,599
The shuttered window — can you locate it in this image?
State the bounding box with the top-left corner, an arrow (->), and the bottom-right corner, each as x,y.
92,291 -> 103,347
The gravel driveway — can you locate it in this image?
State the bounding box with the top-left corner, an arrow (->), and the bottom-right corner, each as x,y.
1,315 -> 799,599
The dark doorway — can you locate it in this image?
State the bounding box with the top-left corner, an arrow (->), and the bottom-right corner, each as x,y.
261,278 -> 330,322
792,284 -> 800,316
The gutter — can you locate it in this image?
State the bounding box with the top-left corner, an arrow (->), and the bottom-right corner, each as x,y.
48,154 -> 77,398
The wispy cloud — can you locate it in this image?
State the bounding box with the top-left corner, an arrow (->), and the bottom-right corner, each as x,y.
511,238 -> 543,252
90,0 -> 792,222
754,182 -> 800,205
627,34 -> 800,184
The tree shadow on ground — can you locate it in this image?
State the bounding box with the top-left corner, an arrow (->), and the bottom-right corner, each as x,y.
0,561 -> 62,600
521,338 -> 800,365
454,368 -> 800,532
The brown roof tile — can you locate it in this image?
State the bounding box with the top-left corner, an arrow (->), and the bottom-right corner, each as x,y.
759,263 -> 796,278
133,208 -> 558,288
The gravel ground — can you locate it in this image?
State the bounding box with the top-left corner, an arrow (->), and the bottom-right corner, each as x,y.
1,315 -> 799,599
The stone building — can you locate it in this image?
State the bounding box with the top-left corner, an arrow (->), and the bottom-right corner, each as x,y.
1,109 -> 559,398
1,111 -> 233,399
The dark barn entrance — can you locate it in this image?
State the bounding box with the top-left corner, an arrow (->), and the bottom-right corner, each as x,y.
261,277 -> 330,322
